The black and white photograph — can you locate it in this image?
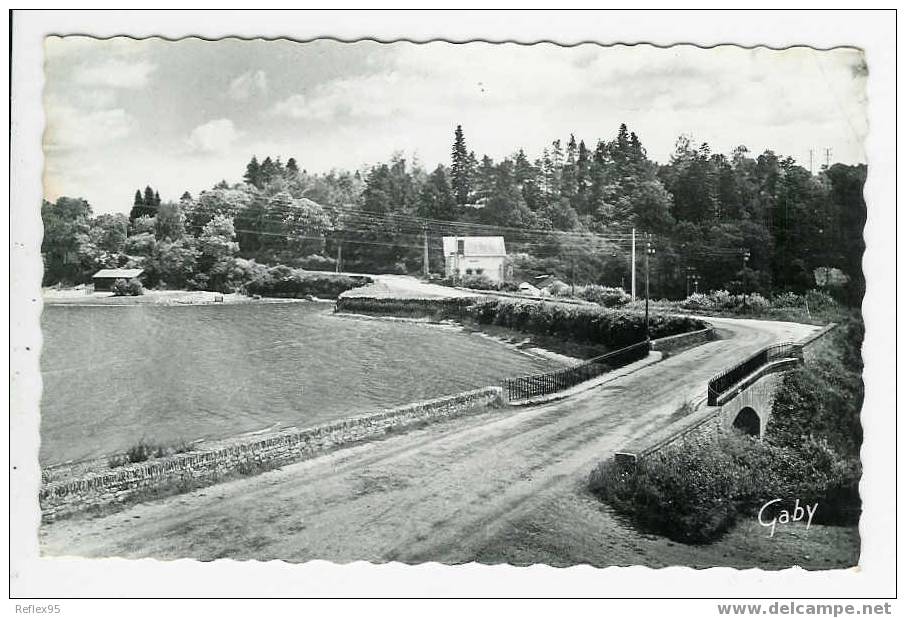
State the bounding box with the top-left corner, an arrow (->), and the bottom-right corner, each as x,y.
9,8 -> 898,605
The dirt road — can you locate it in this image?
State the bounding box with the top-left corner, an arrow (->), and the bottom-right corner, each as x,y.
42,316 -> 853,568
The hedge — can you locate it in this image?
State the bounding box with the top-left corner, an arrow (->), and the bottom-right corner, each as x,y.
336,296 -> 705,349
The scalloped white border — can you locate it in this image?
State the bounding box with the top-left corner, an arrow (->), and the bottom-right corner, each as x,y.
9,8 -> 897,602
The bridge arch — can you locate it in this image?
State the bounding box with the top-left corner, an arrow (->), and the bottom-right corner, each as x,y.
732,406 -> 761,437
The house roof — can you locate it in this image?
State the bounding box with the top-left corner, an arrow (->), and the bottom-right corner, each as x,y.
441,236 -> 506,257
534,275 -> 564,289
92,268 -> 144,279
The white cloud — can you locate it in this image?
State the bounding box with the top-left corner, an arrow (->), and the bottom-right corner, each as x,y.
186,118 -> 241,153
75,58 -> 156,89
44,104 -> 135,152
229,70 -> 268,101
72,89 -> 118,109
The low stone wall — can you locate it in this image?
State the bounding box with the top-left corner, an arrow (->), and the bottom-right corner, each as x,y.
40,387 -> 504,522
649,326 -> 715,355
614,404 -> 723,468
799,322 -> 838,363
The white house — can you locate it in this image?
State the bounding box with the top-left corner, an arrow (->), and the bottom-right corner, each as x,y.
442,236 -> 508,284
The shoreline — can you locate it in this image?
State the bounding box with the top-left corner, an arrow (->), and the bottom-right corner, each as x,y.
41,288 -> 335,306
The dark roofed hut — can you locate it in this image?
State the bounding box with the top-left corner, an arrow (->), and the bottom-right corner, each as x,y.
92,268 -> 144,292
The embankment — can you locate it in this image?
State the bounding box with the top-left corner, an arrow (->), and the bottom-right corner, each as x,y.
336,296 -> 707,350
40,387 -> 503,522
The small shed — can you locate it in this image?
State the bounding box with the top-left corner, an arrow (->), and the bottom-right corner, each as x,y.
92,268 -> 144,291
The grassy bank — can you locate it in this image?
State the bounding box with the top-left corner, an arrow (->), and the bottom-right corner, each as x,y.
589,313 -> 862,544
336,296 -> 706,351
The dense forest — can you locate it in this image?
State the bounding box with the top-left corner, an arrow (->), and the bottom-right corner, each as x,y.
41,123 -> 866,304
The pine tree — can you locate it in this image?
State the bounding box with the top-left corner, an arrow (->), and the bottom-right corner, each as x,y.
561,134 -> 579,202
475,155 -> 496,203
574,140 -> 591,215
180,191 -> 193,202
143,186 -> 155,206
129,190 -> 145,222
451,125 -> 471,205
259,156 -> 276,187
244,156 -> 261,187
285,157 -> 300,176
616,123 -> 630,159
154,191 -> 161,207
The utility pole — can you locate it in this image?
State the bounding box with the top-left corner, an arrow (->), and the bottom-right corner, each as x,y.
824,148 -> 832,169
809,149 -> 814,175
571,257 -> 576,296
645,240 -> 655,341
631,228 -> 636,301
685,266 -> 696,297
336,242 -> 342,273
741,248 -> 751,310
422,221 -> 429,277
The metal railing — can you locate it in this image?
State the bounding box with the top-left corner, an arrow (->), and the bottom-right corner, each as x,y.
503,339 -> 650,402
707,341 -> 797,405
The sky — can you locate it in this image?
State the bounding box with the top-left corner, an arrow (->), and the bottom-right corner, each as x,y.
43,37 -> 868,215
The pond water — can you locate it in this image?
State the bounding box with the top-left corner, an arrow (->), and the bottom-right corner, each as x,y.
40,303 -> 552,465
39,302 -> 556,465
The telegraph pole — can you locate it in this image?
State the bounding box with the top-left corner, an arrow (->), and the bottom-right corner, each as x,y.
685,266 -> 697,297
809,149 -> 814,174
741,248 -> 751,310
631,228 -> 637,300
645,240 -> 655,340
336,242 -> 342,273
422,221 -> 429,277
824,148 -> 832,169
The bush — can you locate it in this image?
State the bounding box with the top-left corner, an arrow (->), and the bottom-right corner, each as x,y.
294,254 -> 337,271
111,278 -> 143,296
743,292 -> 770,312
126,279 -> 144,296
578,284 -> 631,307
805,289 -> 838,311
772,291 -> 804,309
680,292 -> 714,311
460,274 -> 498,290
107,439 -> 195,468
709,289 -> 734,310
589,434 -> 752,543
590,430 -> 860,544
546,280 -> 571,297
240,265 -> 369,299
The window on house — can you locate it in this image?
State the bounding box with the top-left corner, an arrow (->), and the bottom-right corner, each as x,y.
457,239 -> 465,254
476,268 -> 484,275
465,269 -> 473,275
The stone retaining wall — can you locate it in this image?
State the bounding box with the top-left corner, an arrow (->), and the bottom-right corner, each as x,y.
649,327 -> 715,355
40,386 -> 504,521
799,322 -> 838,363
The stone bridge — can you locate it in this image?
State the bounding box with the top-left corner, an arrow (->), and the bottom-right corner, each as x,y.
614,323 -> 836,466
